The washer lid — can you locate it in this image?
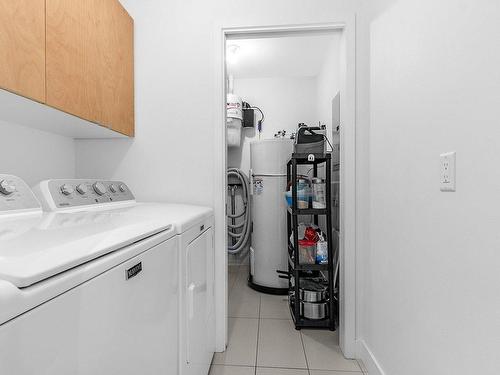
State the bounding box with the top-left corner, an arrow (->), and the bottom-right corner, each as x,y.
115,203 -> 213,234
0,210 -> 173,288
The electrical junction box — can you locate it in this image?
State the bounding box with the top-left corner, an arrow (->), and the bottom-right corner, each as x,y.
243,108 -> 254,128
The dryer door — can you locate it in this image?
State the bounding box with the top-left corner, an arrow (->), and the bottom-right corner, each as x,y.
185,226 -> 215,375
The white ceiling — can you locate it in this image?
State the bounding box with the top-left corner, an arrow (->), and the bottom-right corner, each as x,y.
226,32 -> 341,79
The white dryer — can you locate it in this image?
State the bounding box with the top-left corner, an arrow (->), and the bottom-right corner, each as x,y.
122,203 -> 216,375
0,175 -> 178,375
33,179 -> 216,375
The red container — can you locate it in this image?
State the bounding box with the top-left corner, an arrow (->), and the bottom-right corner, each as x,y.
298,239 -> 316,264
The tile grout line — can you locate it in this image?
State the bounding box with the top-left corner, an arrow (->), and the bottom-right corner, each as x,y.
254,275 -> 262,375
258,318 -> 293,322
253,366 -> 364,373
249,369 -> 364,375
299,330 -> 311,375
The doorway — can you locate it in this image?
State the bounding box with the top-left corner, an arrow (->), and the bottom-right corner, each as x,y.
213,21 -> 357,362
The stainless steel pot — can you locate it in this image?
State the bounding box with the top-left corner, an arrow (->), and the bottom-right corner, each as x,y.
300,301 -> 327,320
299,279 -> 327,302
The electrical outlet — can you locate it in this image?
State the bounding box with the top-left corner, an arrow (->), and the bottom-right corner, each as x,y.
440,152 -> 456,192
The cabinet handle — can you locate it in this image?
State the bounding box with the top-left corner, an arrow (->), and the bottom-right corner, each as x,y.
188,283 -> 195,320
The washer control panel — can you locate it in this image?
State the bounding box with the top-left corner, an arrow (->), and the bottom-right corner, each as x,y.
0,174 -> 41,214
34,179 -> 135,211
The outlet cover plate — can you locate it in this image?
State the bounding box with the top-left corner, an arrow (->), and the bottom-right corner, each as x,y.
440,151 -> 456,192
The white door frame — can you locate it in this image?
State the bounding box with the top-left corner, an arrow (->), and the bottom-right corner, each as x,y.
213,17 -> 357,358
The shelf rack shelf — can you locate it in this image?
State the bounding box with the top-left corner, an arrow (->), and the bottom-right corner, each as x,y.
286,153 -> 336,331
289,302 -> 332,328
287,207 -> 328,215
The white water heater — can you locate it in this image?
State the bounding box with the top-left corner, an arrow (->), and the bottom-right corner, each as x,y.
227,93 -> 243,147
249,139 -> 294,293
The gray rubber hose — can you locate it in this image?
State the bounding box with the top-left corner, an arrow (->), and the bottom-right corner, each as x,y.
227,168 -> 251,254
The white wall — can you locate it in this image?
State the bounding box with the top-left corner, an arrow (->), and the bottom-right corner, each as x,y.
228,76 -> 317,172
360,0 -> 500,374
316,32 -> 342,137
0,120 -> 75,186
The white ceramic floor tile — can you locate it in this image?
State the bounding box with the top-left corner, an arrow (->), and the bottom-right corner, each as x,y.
232,270 -> 255,289
228,289 -> 261,318
257,319 -> 307,369
228,267 -> 261,318
257,367 -> 308,375
260,294 -> 291,320
232,271 -> 252,291
309,371 -> 362,375
229,275 -> 260,316
213,318 -> 259,366
301,330 -> 360,372
228,271 -> 240,281
228,272 -> 239,293
239,265 -> 250,274
209,365 -> 255,375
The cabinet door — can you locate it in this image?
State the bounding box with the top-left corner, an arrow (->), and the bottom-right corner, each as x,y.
46,0 -> 134,136
0,0 -> 45,102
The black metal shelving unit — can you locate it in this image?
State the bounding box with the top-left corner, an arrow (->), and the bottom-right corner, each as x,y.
286,153 -> 336,331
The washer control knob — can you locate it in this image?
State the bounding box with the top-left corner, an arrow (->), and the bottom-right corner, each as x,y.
60,184 -> 75,196
93,182 -> 107,196
76,184 -> 88,195
119,184 -> 127,193
0,180 -> 16,195
109,184 -> 118,193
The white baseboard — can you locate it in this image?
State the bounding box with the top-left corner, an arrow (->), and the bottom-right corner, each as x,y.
356,339 -> 386,375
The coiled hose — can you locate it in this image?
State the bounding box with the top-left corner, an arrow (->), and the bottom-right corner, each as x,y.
227,168 -> 251,254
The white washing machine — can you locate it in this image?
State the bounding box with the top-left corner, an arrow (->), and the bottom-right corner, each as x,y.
0,175 -> 178,374
33,179 -> 216,375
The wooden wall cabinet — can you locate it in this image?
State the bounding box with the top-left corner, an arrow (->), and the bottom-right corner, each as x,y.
0,0 -> 46,103
46,0 -> 134,136
0,0 -> 134,137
